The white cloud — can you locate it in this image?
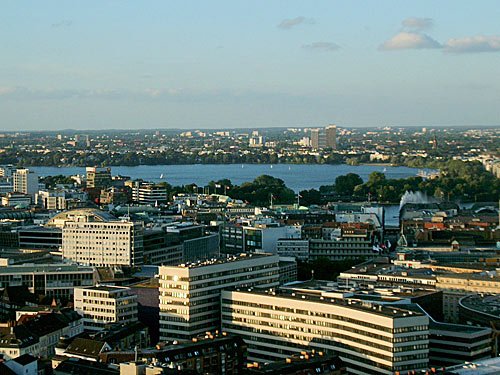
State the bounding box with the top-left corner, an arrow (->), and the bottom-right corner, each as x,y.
302,42 -> 339,52
402,17 -> 433,31
278,16 -> 315,30
444,35 -> 500,53
379,32 -> 441,50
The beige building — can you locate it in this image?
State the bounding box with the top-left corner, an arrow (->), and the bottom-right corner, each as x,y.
74,285 -> 138,332
221,288 -> 429,375
13,168 -> 39,199
158,253 -> 280,341
52,209 -> 144,267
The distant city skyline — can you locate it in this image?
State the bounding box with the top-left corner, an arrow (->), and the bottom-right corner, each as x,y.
1,1 -> 500,130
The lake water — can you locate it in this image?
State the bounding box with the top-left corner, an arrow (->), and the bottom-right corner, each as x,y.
32,164 -> 429,192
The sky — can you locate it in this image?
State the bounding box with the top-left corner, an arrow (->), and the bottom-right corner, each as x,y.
1,1 -> 500,130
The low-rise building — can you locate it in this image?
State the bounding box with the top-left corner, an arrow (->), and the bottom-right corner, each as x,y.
73,286 -> 138,332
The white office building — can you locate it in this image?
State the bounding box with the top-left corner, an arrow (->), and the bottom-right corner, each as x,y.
53,209 -> 144,267
221,289 -> 429,375
158,253 -> 280,341
13,168 -> 39,199
73,285 -> 138,332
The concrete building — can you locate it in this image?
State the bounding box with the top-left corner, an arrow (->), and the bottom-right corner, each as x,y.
132,183 -> 168,205
13,169 -> 38,199
53,209 -> 144,267
309,226 -> 378,261
325,125 -> 337,149
276,238 -> 309,260
221,288 -> 429,375
74,286 -> 138,332
158,253 -> 279,341
35,190 -> 67,210
86,167 -> 112,190
18,226 -> 62,250
0,263 -> 94,299
1,193 -> 31,207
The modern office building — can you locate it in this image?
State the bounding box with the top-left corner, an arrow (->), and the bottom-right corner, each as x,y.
13,168 -> 39,199
73,285 -> 138,332
0,263 -> 95,299
54,209 -> 144,267
18,226 -> 62,250
308,226 -> 378,261
158,253 -> 280,341
132,182 -> 168,205
276,238 -> 309,260
221,288 -> 429,375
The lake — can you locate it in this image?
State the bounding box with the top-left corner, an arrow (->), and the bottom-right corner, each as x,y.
32,164 -> 430,192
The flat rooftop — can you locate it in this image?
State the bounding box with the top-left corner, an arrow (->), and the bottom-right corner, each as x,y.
173,253 -> 276,269
0,263 -> 93,273
460,294 -> 500,318
229,287 -> 425,319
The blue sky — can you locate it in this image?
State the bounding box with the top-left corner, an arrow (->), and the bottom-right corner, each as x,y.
1,1 -> 500,130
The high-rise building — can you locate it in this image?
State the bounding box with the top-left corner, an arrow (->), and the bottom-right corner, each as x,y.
158,253 -> 280,341
86,167 -> 112,189
74,286 -> 138,332
13,168 -> 39,199
310,128 -> 324,150
311,126 -> 338,150
325,125 -> 337,149
221,288 -> 430,375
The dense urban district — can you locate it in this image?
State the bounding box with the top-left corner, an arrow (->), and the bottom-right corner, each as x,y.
0,125 -> 498,375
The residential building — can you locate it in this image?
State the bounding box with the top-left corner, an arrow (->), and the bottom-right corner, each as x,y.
73,286 -> 138,332
158,253 -> 279,341
103,335 -> 247,374
325,125 -> 337,149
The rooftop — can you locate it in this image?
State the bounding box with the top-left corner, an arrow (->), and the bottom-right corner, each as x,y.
229,287 -> 425,319
170,253 -> 276,269
0,263 -> 93,274
459,294 -> 500,318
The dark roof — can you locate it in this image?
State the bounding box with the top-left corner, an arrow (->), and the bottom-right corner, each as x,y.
22,313 -> 68,338
0,363 -> 16,375
89,321 -> 146,344
54,358 -> 118,375
246,354 -> 345,374
0,325 -> 38,349
1,286 -> 38,306
12,353 -> 37,366
65,338 -> 109,359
